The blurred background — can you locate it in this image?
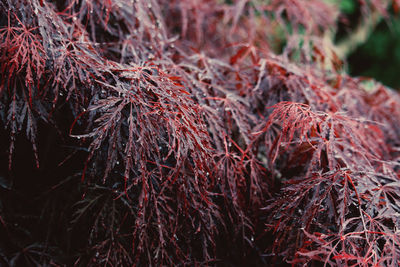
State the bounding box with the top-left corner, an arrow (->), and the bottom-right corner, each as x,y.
338,0 -> 400,89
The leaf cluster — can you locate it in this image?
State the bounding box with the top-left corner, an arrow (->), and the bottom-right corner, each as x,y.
0,0 -> 400,266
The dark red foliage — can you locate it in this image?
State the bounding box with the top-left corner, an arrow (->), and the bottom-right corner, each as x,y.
0,0 -> 400,266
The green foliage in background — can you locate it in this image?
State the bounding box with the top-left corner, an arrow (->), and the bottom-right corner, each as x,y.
340,0 -> 357,14
348,16 -> 400,89
335,0 -> 400,89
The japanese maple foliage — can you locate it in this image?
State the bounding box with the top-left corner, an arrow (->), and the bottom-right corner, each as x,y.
0,0 -> 400,266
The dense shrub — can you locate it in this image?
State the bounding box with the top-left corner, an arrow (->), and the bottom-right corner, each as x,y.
0,0 -> 399,266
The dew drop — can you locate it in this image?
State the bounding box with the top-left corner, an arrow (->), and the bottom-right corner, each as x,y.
116,161 -> 120,165
251,236 -> 254,242
206,172 -> 209,176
